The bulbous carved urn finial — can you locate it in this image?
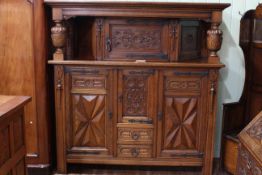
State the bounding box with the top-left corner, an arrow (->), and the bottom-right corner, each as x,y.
207,24 -> 223,57
51,21 -> 66,60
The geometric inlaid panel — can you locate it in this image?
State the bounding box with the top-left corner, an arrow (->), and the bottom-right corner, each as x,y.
73,95 -> 105,147
164,97 -> 198,150
112,28 -> 161,50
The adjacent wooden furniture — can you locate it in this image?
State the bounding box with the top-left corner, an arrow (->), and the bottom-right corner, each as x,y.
0,96 -> 31,175
0,0 -> 51,173
236,110 -> 262,175
45,1 -> 230,175
222,4 -> 262,174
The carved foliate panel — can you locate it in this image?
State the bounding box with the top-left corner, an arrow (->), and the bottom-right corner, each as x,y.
236,144 -> 262,175
112,29 -> 161,50
72,95 -> 106,147
104,19 -> 169,61
163,97 -> 198,149
72,76 -> 106,89
247,117 -> 262,141
165,78 -> 201,92
123,76 -> 148,116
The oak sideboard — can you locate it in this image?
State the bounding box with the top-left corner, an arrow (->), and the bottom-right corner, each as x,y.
45,1 -> 230,174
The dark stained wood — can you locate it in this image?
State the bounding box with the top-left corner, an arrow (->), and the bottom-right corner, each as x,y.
0,0 -> 51,171
0,96 -> 31,175
221,4 -> 262,174
45,2 -> 230,175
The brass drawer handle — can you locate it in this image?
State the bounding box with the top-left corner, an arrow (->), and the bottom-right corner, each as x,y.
131,132 -> 140,140
131,148 -> 140,157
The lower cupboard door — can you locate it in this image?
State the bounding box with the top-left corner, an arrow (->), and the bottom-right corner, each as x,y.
66,68 -> 114,157
157,70 -> 208,159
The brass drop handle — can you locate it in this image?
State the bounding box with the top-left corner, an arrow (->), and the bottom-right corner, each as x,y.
131,148 -> 140,157
210,82 -> 215,113
131,132 -> 140,140
106,37 -> 112,52
56,79 -> 63,109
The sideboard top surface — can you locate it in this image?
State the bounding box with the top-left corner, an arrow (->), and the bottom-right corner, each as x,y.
44,0 -> 230,9
44,1 -> 230,18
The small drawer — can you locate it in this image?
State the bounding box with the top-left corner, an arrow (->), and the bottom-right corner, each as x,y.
117,123 -> 153,144
117,145 -> 152,158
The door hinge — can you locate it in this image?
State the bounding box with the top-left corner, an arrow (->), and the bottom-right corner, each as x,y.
108,112 -> 113,120
157,112 -> 163,120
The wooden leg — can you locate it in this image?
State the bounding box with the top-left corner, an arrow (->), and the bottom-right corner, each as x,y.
54,65 -> 67,174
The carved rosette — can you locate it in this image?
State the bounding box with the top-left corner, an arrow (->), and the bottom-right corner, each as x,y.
207,25 -> 223,57
51,21 -> 67,60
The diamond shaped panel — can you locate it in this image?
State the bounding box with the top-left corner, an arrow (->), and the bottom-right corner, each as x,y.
164,97 -> 198,149
73,95 -> 105,147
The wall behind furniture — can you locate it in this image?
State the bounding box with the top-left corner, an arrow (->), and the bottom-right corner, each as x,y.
104,0 -> 261,157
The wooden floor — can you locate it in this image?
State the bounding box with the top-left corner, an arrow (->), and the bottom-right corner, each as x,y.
53,164 -> 230,175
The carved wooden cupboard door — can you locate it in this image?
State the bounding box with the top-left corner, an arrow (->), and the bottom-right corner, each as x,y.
157,70 -> 208,158
117,69 -> 157,124
103,19 -> 171,61
65,68 -> 114,157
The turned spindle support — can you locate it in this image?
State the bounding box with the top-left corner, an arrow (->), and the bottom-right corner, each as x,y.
51,8 -> 66,60
207,11 -> 223,63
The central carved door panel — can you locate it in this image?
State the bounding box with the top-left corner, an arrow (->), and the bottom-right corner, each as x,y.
157,70 -> 208,158
103,19 -> 172,61
117,69 -> 157,124
65,68 -> 114,157
116,69 -> 157,158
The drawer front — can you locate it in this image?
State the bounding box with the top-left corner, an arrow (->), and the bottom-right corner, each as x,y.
118,127 -> 153,144
117,145 -> 152,158
71,75 -> 106,90
70,69 -> 109,92
104,19 -> 170,61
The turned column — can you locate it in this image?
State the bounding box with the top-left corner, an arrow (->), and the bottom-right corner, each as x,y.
207,11 -> 223,63
51,8 -> 66,60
